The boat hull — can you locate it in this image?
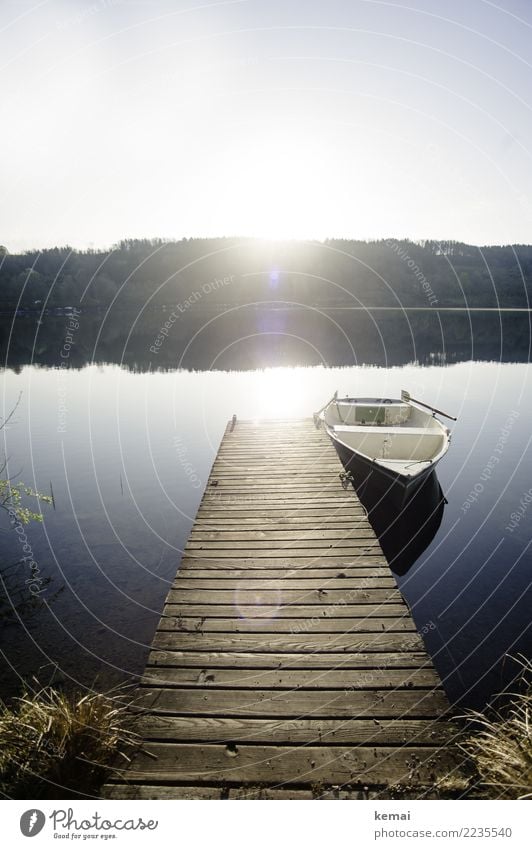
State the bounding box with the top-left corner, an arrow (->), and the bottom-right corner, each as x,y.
329,430 -> 437,507
316,393 -> 451,507
348,466 -> 445,575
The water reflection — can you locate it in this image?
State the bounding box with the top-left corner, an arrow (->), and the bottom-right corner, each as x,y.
342,466 -> 446,576
1,308 -> 531,371
0,559 -> 63,627
0,345 -> 530,709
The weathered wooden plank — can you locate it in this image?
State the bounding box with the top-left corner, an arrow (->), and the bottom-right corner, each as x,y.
178,556 -> 389,568
213,444 -> 333,450
163,603 -> 407,618
132,715 -> 454,745
141,666 -> 439,690
219,427 -> 325,434
214,449 -> 337,456
218,428 -> 325,434
223,435 -> 326,439
179,558 -> 383,569
229,442 -> 328,447
200,499 -> 354,508
115,743 -> 461,786
216,438 -> 332,444
206,471 -> 344,479
215,443 -> 337,450
181,547 -> 382,559
214,452 -> 334,457
211,468 -> 339,476
151,632 -> 424,653
208,477 -> 342,485
157,617 -> 416,634
181,551 -> 389,572
104,784 -> 224,800
217,438 -> 334,444
220,436 -> 349,449
216,447 -> 332,453
216,450 -> 332,456
199,500 -> 358,506
207,481 -> 343,490
193,505 -> 368,516
176,568 -> 392,579
206,478 -> 347,486
147,649 -> 434,670
227,419 -> 317,426
197,506 -> 365,515
219,430 -> 329,435
212,445 -> 337,450
195,511 -> 366,519
135,687 -> 449,717
192,519 -> 367,529
185,542 -> 381,554
209,460 -> 340,474
171,578 -> 397,590
221,430 -> 331,435
197,508 -> 368,517
212,459 -> 337,466
198,504 -> 362,513
224,425 -> 327,431
167,589 -> 401,605
196,505 -> 363,513
203,487 -> 351,496
188,529 -> 376,541
228,788 -> 314,799
193,520 -> 367,529
210,466 -> 342,474
215,442 -> 330,447
201,493 -> 356,501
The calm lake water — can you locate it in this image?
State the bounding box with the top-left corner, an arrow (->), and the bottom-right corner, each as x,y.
0,310 -> 531,709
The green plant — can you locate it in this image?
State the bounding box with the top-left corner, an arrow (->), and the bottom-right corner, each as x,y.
0,479 -> 52,524
1,395 -> 53,524
1,395 -> 56,623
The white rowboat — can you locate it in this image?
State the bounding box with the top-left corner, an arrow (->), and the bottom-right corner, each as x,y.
315,390 -> 454,500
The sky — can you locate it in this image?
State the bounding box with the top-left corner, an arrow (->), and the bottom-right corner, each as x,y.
1,0 -> 532,250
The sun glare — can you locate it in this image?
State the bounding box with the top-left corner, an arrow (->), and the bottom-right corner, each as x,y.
224,136 -> 330,240
254,368 -> 305,418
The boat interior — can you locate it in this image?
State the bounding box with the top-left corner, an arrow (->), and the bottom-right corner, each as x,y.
324,399 -> 447,463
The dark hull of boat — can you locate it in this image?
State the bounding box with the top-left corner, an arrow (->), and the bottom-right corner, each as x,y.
359,470 -> 445,575
329,432 -> 434,508
327,432 -> 446,575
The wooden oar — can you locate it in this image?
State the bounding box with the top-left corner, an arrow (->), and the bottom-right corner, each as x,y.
401,389 -> 457,421
314,390 -> 338,418
313,391 -> 338,427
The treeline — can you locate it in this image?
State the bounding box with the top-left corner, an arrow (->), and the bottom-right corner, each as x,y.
1,238 -> 531,310
3,307 -> 530,372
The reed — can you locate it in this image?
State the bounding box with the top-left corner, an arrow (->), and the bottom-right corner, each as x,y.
460,659 -> 532,799
0,685 -> 139,798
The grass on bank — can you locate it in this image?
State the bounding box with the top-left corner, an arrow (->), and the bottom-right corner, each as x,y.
1,665 -> 531,799
461,659 -> 532,799
0,685 -> 139,798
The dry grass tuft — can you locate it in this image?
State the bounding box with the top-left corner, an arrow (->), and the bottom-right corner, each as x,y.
460,660 -> 532,799
0,685 -> 139,798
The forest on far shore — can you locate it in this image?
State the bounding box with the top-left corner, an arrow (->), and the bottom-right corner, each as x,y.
1,238 -> 531,311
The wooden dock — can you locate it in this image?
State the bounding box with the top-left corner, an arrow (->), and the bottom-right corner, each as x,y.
105,419 -> 464,799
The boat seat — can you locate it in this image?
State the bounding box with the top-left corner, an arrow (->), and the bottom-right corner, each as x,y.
331,425 -> 436,436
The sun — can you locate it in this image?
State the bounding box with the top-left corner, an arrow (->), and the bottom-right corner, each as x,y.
252,367 -> 305,418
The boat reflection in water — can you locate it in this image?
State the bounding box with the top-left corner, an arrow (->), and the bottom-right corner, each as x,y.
341,463 -> 446,576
